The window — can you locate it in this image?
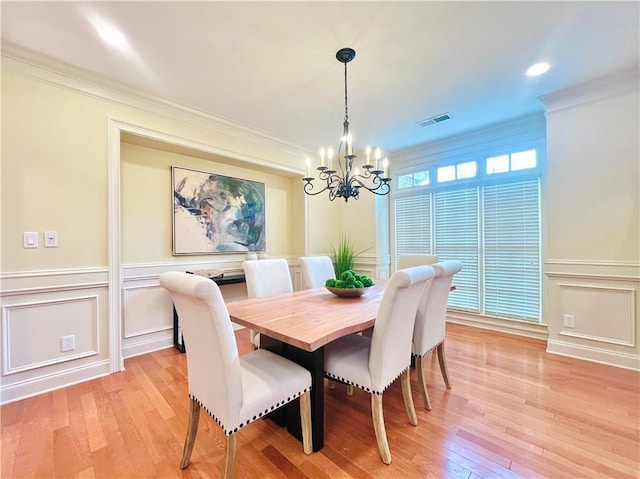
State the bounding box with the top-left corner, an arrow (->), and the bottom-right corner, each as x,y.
395,194 -> 431,257
487,149 -> 536,175
433,188 -> 479,312
394,146 -> 542,323
398,170 -> 430,187
435,160 -> 477,184
483,180 -> 540,320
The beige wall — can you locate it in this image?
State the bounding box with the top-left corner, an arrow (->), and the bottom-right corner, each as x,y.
1,64 -> 309,274
543,83 -> 640,369
545,91 -> 639,261
2,71 -> 110,270
121,142 -> 296,263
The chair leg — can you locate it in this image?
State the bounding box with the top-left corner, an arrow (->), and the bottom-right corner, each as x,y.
371,394 -> 392,465
180,398 -> 201,469
400,369 -> 418,426
416,356 -> 432,411
299,391 -> 313,455
437,342 -> 452,389
250,330 -> 259,350
346,384 -> 354,396
222,433 -> 237,479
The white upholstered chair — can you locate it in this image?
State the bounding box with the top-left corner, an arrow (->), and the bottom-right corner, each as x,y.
242,258 -> 293,348
412,260 -> 462,410
298,256 -> 335,289
398,254 -> 439,269
159,271 -> 312,479
324,265 -> 435,464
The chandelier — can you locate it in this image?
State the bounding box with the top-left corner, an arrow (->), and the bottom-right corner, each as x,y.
303,48 -> 391,202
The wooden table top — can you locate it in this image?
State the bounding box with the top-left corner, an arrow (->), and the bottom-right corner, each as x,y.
227,280 -> 387,352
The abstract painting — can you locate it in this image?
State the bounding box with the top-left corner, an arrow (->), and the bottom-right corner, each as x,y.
172,166 -> 266,254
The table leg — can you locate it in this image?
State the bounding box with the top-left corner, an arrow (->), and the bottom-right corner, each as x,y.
260,335 -> 324,451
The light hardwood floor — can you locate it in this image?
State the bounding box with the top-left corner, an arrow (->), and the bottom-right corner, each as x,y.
2,324 -> 638,479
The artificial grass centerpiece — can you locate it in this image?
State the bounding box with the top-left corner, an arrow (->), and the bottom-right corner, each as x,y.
327,233 -> 373,289
325,270 -> 374,290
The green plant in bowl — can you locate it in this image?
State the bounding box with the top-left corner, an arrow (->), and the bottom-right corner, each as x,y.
325,270 -> 374,297
329,233 -> 370,278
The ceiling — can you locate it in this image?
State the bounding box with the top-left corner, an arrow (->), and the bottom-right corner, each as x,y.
2,1 -> 638,156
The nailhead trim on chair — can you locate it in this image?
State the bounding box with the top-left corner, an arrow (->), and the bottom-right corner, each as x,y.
324,368 -> 409,396
189,387 -> 310,436
411,340 -> 444,359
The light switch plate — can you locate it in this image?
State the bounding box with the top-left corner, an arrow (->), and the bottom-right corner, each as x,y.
44,231 -> 58,247
23,232 -> 38,248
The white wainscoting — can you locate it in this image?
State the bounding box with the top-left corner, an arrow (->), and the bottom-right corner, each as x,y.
0,268 -> 110,405
545,260 -> 640,370
122,259 -> 252,359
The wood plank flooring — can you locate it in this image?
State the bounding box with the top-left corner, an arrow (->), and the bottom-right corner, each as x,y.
2,324 -> 638,478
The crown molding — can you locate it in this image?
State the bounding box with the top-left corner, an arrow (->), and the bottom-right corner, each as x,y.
538,68 -> 640,115
1,41 -> 306,161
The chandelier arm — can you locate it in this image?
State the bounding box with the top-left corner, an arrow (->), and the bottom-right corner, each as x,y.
351,176 -> 391,195
303,181 -> 331,196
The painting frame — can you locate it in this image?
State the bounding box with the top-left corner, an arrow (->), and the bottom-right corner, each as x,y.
171,166 -> 266,255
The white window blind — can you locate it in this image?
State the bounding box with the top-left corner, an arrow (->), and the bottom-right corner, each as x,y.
434,188 -> 479,312
483,179 -> 541,321
394,194 -> 431,269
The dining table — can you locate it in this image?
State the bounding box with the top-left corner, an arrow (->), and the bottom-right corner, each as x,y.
226,279 -> 388,452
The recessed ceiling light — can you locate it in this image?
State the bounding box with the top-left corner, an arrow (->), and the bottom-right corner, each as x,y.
526,62 -> 551,77
97,24 -> 129,50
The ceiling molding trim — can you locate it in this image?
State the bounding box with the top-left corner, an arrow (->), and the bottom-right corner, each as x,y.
538,68 -> 639,115
1,41 -> 306,161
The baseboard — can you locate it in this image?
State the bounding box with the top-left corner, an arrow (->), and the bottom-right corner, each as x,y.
547,339 -> 640,371
0,360 -> 110,405
122,333 -> 173,359
447,312 -> 549,341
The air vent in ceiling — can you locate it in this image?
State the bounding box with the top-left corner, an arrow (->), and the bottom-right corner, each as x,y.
416,112 -> 452,128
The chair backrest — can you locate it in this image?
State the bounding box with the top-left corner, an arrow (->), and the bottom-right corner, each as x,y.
369,265 -> 435,391
243,258 -> 293,298
159,271 -> 242,431
398,254 -> 439,269
413,260 -> 463,356
298,256 -> 335,289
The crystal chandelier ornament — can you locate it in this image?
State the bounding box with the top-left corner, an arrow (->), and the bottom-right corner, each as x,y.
303,48 -> 391,202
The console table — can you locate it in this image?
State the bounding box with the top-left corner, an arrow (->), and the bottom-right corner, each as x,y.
172,270 -> 246,352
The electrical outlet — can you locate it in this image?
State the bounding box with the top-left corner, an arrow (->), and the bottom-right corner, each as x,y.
61,334 -> 75,352
563,314 -> 576,328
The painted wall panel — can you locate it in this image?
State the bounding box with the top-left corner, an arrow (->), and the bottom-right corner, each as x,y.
3,296 -> 99,374
558,283 -> 635,346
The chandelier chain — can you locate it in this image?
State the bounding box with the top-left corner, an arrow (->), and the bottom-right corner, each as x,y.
344,62 -> 349,124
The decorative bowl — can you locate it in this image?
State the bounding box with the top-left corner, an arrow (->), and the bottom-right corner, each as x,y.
325,286 -> 371,298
